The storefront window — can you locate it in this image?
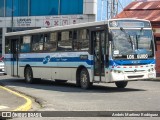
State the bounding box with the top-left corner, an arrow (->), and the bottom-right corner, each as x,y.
60,0 -> 83,15
6,0 -> 28,17
30,0 -> 59,16
0,0 -> 4,17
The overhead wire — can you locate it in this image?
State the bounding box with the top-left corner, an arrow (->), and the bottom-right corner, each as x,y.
117,0 -> 129,18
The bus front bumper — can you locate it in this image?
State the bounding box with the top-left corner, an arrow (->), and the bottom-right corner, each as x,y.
110,71 -> 156,82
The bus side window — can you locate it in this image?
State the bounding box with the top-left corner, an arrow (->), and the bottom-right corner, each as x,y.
58,31 -> 72,51
20,36 -> 31,53
73,30 -> 78,50
73,29 -> 89,51
44,33 -> 57,52
80,29 -> 89,51
32,34 -> 44,52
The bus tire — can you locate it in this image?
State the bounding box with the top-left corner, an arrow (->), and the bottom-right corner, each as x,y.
80,68 -> 92,89
25,67 -> 34,84
115,81 -> 128,88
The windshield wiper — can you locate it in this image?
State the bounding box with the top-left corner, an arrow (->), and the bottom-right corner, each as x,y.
120,27 -> 135,50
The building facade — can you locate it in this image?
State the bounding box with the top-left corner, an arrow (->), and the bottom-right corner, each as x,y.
0,0 -> 111,56
0,0 -> 135,56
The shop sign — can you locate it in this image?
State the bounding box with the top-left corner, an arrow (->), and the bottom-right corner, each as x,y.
17,18 -> 32,26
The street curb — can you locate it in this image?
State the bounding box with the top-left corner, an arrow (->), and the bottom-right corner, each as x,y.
0,86 -> 32,111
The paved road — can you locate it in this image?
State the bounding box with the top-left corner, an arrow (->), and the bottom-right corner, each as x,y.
0,75 -> 160,120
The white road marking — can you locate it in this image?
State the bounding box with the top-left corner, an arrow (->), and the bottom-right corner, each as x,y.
0,106 -> 9,109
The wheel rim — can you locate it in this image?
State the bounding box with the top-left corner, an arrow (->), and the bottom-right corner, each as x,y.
26,68 -> 32,82
80,71 -> 88,87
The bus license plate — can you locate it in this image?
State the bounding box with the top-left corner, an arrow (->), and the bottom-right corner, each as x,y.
148,73 -> 154,78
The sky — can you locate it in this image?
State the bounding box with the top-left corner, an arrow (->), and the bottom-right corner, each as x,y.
118,0 -> 159,13
118,0 -> 135,13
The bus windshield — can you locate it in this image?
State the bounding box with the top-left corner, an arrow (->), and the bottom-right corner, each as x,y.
111,29 -> 154,59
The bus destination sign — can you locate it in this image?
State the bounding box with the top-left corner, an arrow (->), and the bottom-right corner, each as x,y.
109,20 -> 151,28
119,22 -> 144,28
127,54 -> 148,59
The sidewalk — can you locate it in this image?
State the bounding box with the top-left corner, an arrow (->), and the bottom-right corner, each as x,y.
0,85 -> 31,112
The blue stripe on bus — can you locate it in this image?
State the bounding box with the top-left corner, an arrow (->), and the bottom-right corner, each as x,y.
5,61 -> 92,68
109,59 -> 155,66
5,57 -> 94,65
6,57 -> 155,67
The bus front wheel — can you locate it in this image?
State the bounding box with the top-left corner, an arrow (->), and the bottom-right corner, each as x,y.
80,68 -> 92,89
115,81 -> 128,88
25,67 -> 34,84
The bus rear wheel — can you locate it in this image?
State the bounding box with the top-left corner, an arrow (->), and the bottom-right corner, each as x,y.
25,67 -> 34,84
115,81 -> 128,88
80,68 -> 92,89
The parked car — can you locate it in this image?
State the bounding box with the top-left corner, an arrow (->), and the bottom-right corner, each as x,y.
0,60 -> 4,74
0,56 -> 5,74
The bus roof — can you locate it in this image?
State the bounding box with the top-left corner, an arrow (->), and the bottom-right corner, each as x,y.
5,21 -> 107,37
109,18 -> 150,22
5,18 -> 150,37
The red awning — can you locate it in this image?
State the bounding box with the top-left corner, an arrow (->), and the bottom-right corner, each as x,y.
115,1 -> 160,22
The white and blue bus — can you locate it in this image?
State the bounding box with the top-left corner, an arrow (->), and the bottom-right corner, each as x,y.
4,18 -> 156,89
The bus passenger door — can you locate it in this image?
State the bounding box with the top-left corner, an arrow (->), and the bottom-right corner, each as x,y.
11,39 -> 19,76
92,31 -> 105,81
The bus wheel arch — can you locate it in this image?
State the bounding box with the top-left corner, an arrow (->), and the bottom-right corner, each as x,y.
76,66 -> 92,89
24,65 -> 34,84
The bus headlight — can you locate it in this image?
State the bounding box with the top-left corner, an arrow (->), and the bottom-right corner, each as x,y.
112,70 -> 122,73
114,70 -> 117,73
148,68 -> 154,72
117,70 -> 122,73
151,68 -> 154,71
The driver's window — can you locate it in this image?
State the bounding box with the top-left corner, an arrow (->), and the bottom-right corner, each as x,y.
138,36 -> 151,49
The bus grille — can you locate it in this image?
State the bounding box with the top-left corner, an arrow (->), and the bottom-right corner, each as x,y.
125,70 -> 145,73
128,75 -> 144,79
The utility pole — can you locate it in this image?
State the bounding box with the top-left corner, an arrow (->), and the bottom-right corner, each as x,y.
11,0 -> 14,32
107,0 -> 118,19
58,0 -> 61,15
